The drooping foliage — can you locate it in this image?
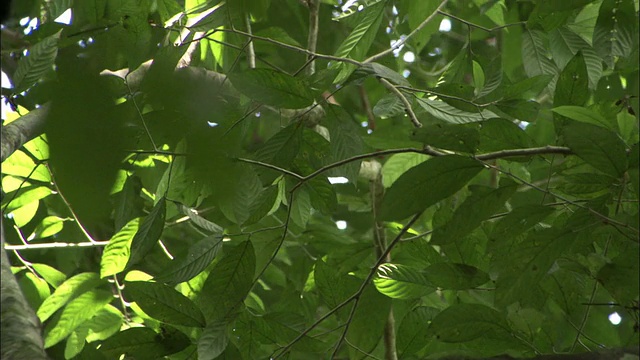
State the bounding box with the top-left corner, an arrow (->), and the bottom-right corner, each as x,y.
1,0 -> 638,359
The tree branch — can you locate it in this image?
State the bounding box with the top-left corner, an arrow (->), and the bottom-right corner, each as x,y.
1,103 -> 50,163
379,78 -> 421,128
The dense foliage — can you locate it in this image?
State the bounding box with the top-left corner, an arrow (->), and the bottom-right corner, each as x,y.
1,0 -> 638,359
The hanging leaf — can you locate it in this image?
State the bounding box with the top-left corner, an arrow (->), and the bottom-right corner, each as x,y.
423,263 -> 490,290
13,30 -> 62,92
199,241 -> 256,322
154,235 -> 223,286
198,322 -> 229,360
374,263 -> 435,299
126,281 -> 206,327
411,123 -> 480,153
593,0 -> 637,68
127,197 -> 167,268
101,218 -> 140,278
551,106 -> 614,129
37,273 -> 104,322
416,98 -> 498,124
99,327 -> 190,359
396,307 -> 440,358
427,303 -> 510,342
563,122 -> 628,178
228,69 -> 314,109
553,51 -> 589,108
521,29 -> 558,79
380,156 -> 483,221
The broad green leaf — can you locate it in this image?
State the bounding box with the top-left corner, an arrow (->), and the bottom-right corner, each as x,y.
114,176 -> 143,232
199,241 -> 256,322
440,47 -> 472,84
427,303 -> 510,342
126,281 -> 205,327
475,0 -> 505,26
359,62 -> 412,87
553,51 -> 589,108
32,263 -> 66,289
1,186 -> 53,213
37,272 -> 103,322
430,181 -> 517,245
43,289 -> 113,348
489,205 -> 554,241
597,248 -> 640,305
198,322 -> 229,360
189,3 -> 226,31
557,173 -> 616,197
549,27 -> 602,88
127,197 -> 166,268
346,284 -> 391,357
324,105 -> 365,182
314,259 -> 358,309
403,0 -> 442,53
154,235 -> 223,286
411,123 -> 480,153
593,0 -> 637,68
373,94 -> 404,118
19,272 -> 50,309
99,327 -> 190,359
381,152 -> 429,188
396,307 -> 440,358
305,177 -> 337,215
563,122 -> 628,177
29,216 -> 66,240
244,185 -> 279,226
522,29 -> 558,79
333,1 -> 385,83
65,304 -> 124,358
495,228 -> 577,308
416,98 -> 498,124
478,118 -> 532,152
551,106 -> 613,129
9,199 -> 38,227
13,30 -> 61,92
100,218 -> 140,278
496,74 -> 554,101
380,156 -> 483,221
254,122 -> 303,184
374,263 -> 435,299
229,69 -> 314,109
495,99 -> 540,123
628,143 -> 639,196
177,204 -> 223,234
423,263 -> 489,290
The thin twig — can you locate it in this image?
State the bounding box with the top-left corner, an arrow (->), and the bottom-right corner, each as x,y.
4,241 -> 109,250
124,76 -> 158,151
244,16 -> 256,68
235,158 -> 304,180
379,78 -> 421,128
364,0 -> 449,64
306,0 -> 320,76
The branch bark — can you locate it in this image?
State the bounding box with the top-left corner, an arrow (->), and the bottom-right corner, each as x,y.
1,103 -> 50,163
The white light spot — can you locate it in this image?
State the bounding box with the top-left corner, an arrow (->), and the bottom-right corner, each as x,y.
367,129 -> 373,134
403,51 -> 415,63
386,26 -> 391,34
24,18 -> 38,35
402,69 -> 411,78
341,0 -> 357,12
392,6 -> 398,15
361,121 -> 368,127
608,312 -> 622,325
19,17 -> 30,26
518,121 -> 530,129
2,71 -> 13,89
255,112 -> 261,117
439,18 -> 452,32
357,4 -> 364,11
328,177 -> 349,184
336,220 -> 347,230
54,9 -> 73,25
207,121 -> 219,127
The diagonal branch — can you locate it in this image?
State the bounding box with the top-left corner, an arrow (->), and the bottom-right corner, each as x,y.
1,103 -> 50,163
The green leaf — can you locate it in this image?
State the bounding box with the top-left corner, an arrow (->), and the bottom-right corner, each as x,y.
416,98 -> 498,124
563,122 -> 628,177
154,235 -> 223,286
410,123 -> 480,153
305,177 -> 337,215
99,327 -> 190,359
244,185 -> 279,226
101,218 -> 140,278
478,118 -> 532,152
29,215 -> 66,239
423,263 -> 489,290
373,263 -> 435,299
495,228 -> 577,308
44,289 -> 113,348
521,29 -> 558,78
396,307 -> 440,358
495,99 -> 540,123
37,272 -> 103,322
427,303 -> 510,342
593,0 -> 637,68
13,30 -> 62,92
557,173 -> 616,197
553,51 -> 589,108
229,69 -> 314,109
126,281 -> 205,327
382,152 -> 430,188
254,123 -> 303,183
551,106 -> 613,129
549,27 -> 602,88
290,188 -> 312,228
114,176 -> 143,232
597,247 -> 640,305
324,105 -> 365,182
199,241 -> 256,322
346,284 -> 391,356
496,74 -> 554,101
489,205 -> 554,241
333,1 -> 385,83
127,197 -> 166,268
380,156 -> 484,221
178,203 -> 224,234
359,62 -> 412,87
314,259 -> 358,309
430,181 -> 517,245
403,0 -> 442,53
198,322 -> 229,360
1,149 -> 51,182
64,304 -> 123,358
32,263 -> 66,288
1,186 -> 53,213
373,94 -> 405,118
